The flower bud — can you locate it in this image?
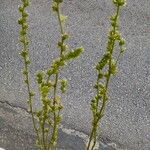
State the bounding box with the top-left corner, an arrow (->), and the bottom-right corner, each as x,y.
119,39 -> 125,46
20,50 -> 28,57
18,6 -> 24,12
53,0 -> 63,3
22,12 -> 29,18
18,18 -> 24,25
52,2 -> 58,12
62,33 -> 69,41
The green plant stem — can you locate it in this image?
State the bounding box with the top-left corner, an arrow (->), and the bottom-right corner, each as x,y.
116,47 -> 123,65
49,3 -> 64,149
87,5 -> 120,150
22,32 -> 41,148
49,73 -> 59,149
91,130 -> 97,150
19,1 -> 83,149
42,120 -> 47,150
57,5 -> 64,39
45,128 -> 50,148
19,4 -> 42,147
87,127 -> 94,150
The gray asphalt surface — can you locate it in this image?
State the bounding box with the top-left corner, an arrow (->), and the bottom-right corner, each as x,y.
0,0 -> 150,149
0,102 -> 86,150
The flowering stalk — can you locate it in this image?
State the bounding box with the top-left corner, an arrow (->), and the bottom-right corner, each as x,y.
87,0 -> 126,150
18,0 -> 41,146
18,0 -> 83,149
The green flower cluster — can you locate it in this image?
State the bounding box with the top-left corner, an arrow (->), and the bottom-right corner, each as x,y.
87,1 -> 126,150
18,0 -> 83,149
113,0 -> 126,6
18,0 -> 126,149
18,0 -> 30,81
39,1 -> 83,148
35,70 -> 64,149
18,0 -> 42,147
18,0 -> 35,112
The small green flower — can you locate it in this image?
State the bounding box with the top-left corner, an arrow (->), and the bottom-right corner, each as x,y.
119,38 -> 125,46
53,0 -> 63,4
25,59 -> 30,65
62,33 -> 69,41
98,72 -> 104,79
29,91 -> 35,97
20,50 -> 28,57
22,23 -> 28,29
60,79 -> 67,93
20,29 -> 26,36
22,12 -> 29,17
23,1 -> 29,7
36,71 -> 45,84
113,0 -> 126,6
52,2 -> 58,12
41,86 -> 49,97
96,52 -> 110,70
88,1 -> 126,149
18,18 -> 25,25
22,69 -> 28,75
18,6 -> 24,12
65,47 -> 84,60
60,15 -> 67,23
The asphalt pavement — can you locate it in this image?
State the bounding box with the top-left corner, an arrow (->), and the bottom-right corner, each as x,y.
0,0 -> 150,149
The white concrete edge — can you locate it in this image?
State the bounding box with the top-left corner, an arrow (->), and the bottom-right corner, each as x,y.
60,125 -> 100,150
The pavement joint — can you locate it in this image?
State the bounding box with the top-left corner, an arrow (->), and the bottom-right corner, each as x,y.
0,100 -> 127,150
0,100 -> 28,113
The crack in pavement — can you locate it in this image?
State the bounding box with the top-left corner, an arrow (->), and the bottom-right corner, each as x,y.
0,100 -> 29,113
0,100 -> 125,150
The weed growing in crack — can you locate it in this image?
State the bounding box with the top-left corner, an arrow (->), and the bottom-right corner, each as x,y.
18,0 -> 83,149
87,0 -> 126,150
